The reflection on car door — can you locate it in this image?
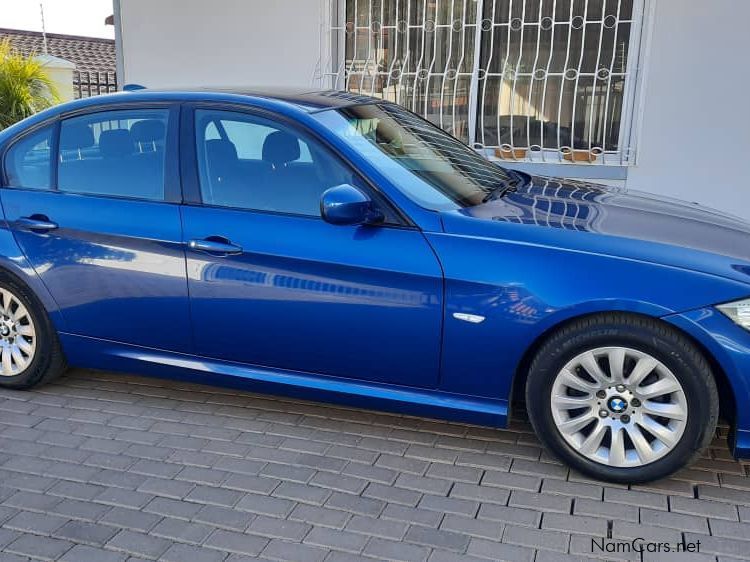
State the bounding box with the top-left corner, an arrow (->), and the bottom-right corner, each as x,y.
181,107 -> 443,387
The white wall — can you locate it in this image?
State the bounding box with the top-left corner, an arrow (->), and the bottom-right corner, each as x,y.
117,0 -> 323,89
626,0 -> 750,218
116,0 -> 750,219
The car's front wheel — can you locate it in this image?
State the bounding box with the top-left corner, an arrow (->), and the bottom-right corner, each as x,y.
526,313 -> 719,483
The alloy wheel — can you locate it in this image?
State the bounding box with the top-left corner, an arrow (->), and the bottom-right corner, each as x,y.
0,288 -> 36,376
550,346 -> 687,467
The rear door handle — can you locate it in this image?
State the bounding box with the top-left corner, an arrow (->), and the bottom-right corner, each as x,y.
187,237 -> 243,255
16,216 -> 58,233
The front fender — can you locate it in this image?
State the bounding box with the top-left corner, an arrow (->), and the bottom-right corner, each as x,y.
426,232 -> 750,405
664,308 -> 750,459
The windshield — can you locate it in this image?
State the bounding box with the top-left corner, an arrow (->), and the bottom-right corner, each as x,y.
314,103 -> 512,210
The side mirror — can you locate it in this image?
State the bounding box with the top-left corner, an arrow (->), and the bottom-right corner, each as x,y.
320,184 -> 384,226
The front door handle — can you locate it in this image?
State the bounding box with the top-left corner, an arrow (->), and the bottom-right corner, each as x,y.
187,237 -> 243,255
16,216 -> 58,233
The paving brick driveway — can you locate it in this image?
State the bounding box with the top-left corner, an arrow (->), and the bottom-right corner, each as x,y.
0,369 -> 747,562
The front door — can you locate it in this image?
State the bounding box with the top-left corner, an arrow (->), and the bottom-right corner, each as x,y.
1,106 -> 191,352
181,108 -> 443,387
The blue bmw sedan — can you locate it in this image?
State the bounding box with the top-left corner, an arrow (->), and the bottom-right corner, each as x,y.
0,88 -> 748,483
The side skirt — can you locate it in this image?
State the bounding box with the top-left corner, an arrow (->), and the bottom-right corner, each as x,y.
59,333 -> 508,428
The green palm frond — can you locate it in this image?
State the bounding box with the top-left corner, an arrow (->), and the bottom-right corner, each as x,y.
0,39 -> 61,130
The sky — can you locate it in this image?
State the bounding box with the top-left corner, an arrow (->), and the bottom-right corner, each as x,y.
0,0 -> 115,39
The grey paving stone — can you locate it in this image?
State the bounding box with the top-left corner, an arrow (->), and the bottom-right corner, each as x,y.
450,482 -> 510,505
508,490 -> 571,514
404,525 -> 471,552
345,514 -> 408,540
58,544 -> 126,562
541,512 -> 608,536
363,482 -> 422,507
106,529 -> 171,559
99,506 -> 161,532
440,513 -> 503,540
53,520 -> 119,546
261,538 -> 328,562
641,506 -> 709,533
466,537 -> 535,562
160,543 -> 227,562
288,503 -> 350,530
325,492 -> 385,517
203,529 -> 269,557
235,492 -> 296,517
149,517 -> 214,544
574,497 -> 640,523
381,504 -> 443,528
136,476 -> 195,499
193,504 -> 254,531
418,493 -> 479,517
363,537 -> 431,562
185,483 -> 244,506
303,526 -> 369,553
247,514 -> 311,541
670,495 -> 739,520
4,510 -> 69,535
5,534 -> 74,560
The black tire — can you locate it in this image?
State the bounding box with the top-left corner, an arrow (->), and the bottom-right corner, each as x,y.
0,272 -> 66,390
525,313 -> 719,483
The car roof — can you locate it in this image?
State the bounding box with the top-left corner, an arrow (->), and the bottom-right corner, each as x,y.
0,88 -> 383,143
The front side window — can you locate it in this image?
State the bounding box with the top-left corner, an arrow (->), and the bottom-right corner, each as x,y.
316,103 -> 512,210
58,109 -> 169,200
4,125 -> 54,190
195,109 -> 356,216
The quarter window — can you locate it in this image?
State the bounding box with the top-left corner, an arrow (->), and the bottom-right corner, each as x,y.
4,126 -> 54,190
58,109 -> 169,200
195,109 -> 356,216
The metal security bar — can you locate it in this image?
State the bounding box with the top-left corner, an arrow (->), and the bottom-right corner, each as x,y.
320,0 -> 645,165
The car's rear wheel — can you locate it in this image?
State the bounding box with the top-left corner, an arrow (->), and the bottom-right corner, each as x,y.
525,313 -> 719,483
0,273 -> 66,389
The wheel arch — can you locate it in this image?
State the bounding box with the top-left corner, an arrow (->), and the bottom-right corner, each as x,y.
508,310 -> 735,425
0,253 -> 64,331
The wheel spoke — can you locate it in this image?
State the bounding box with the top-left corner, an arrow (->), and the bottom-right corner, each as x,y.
1,348 -> 12,375
626,423 -> 655,463
639,416 -> 679,447
557,411 -> 596,435
557,368 -> 597,394
607,348 -> 626,383
552,394 -> 592,410
579,421 -> 608,455
609,427 -> 626,466
638,378 -> 681,399
627,356 -> 658,387
10,345 -> 25,370
579,352 -> 610,386
16,325 -> 33,337
641,400 -> 686,421
15,337 -> 32,354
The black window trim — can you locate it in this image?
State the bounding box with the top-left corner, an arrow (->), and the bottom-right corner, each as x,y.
2,101 -> 182,204
180,101 -> 415,228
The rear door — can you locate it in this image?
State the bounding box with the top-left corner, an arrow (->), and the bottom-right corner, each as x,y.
1,105 -> 192,352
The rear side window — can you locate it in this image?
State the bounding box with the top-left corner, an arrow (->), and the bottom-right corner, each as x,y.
58,109 -> 168,201
4,126 -> 54,190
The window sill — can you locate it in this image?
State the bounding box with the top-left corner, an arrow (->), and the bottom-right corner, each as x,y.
488,161 -> 629,181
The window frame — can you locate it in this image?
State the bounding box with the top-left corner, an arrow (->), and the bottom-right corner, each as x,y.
2,102 -> 182,203
181,102 -> 413,227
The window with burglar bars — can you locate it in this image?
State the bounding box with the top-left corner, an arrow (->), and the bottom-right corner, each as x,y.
321,0 -> 645,166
